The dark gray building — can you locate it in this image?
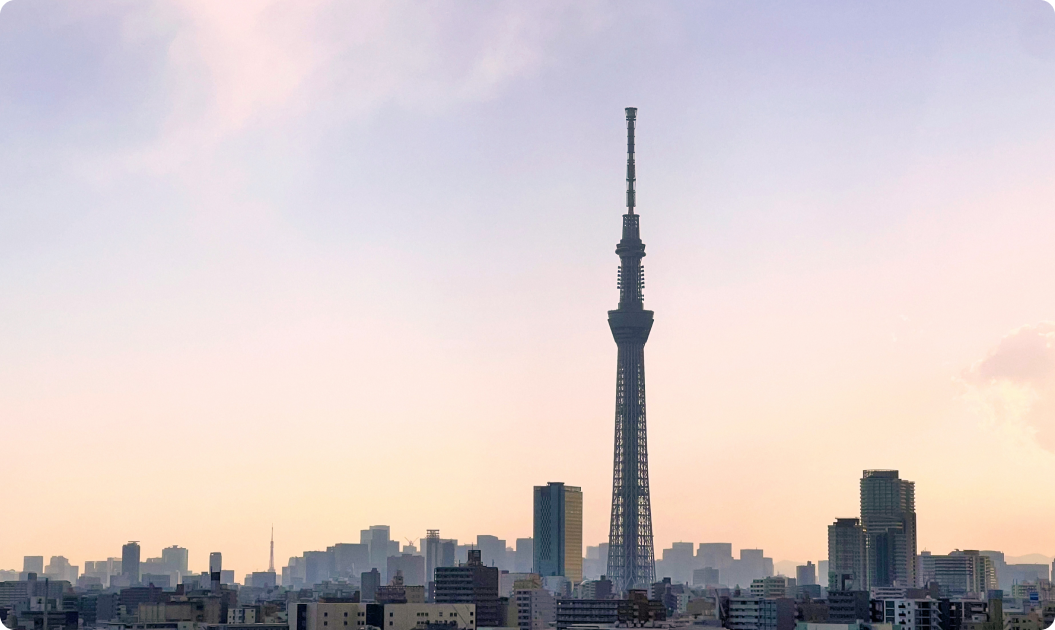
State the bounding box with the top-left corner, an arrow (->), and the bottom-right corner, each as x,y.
828,518 -> 866,591
434,550 -> 501,627
828,590 -> 870,623
361,568 -> 381,602
122,542 -> 141,586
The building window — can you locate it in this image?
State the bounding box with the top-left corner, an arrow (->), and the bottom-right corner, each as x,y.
324,623 -> 328,627
344,613 -> 348,617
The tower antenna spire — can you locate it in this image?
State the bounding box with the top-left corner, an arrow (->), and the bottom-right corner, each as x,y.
625,107 -> 637,215
268,525 -> 275,573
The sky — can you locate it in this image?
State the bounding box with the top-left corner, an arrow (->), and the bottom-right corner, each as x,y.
2,0 -> 1055,579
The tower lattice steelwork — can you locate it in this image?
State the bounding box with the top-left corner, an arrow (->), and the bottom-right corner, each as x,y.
606,107 -> 656,593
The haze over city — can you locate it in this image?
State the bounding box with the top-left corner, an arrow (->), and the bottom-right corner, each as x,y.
3,0 -> 1055,585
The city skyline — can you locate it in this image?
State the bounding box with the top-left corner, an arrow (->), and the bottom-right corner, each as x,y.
4,0 -> 1055,582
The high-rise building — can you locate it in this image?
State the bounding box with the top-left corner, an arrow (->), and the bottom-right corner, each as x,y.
534,482 -> 584,583
388,554 -> 426,587
23,556 -> 44,575
161,546 -> 189,576
122,542 -> 141,585
331,543 -> 369,578
860,470 -> 917,588
304,550 -> 335,586
435,550 -> 501,627
514,538 -> 534,574
796,562 -> 816,586
361,568 -> 381,602
606,107 -> 657,593
477,535 -> 508,570
425,530 -> 441,594
697,544 -> 733,571
362,525 -> 391,580
828,518 -> 866,590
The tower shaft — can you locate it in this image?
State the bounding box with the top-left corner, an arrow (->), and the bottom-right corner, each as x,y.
606,107 -> 656,593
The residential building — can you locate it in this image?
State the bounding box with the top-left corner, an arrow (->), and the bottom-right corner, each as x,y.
828,519 -> 866,591
827,591 -> 870,623
533,482 -> 583,583
555,598 -> 618,630
860,470 -> 917,589
434,550 -> 501,628
515,588 -> 555,630
751,576 -> 792,599
918,551 -> 996,597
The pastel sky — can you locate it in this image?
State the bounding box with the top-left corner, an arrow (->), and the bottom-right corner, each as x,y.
2,0 -> 1055,578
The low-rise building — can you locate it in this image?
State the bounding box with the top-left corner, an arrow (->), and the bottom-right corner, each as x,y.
381,603 -> 475,630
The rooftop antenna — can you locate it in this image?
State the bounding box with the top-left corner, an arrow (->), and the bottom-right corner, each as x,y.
625,107 -> 637,215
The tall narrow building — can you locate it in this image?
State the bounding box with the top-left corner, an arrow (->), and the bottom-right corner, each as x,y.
860,470 -> 917,588
606,107 -> 656,593
122,542 -> 141,585
533,482 -> 583,583
827,518 -> 866,590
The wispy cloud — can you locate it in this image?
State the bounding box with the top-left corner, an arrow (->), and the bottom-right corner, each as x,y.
962,322 -> 1055,452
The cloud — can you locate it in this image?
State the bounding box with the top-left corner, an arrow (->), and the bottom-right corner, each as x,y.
962,322 -> 1055,451
0,0 -> 595,176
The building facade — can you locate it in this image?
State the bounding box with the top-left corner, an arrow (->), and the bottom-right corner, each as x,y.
122,543 -> 141,586
829,518 -> 867,591
533,483 -> 583,584
860,471 -> 917,589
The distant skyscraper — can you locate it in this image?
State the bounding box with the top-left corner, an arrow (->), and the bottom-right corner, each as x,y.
162,546 -> 189,576
477,535 -> 508,570
425,530 -> 441,590
23,556 -> 44,575
122,542 -> 141,585
860,470 -> 917,588
796,561 -> 817,586
606,107 -> 657,593
828,518 -> 866,590
514,538 -> 534,574
697,544 -> 733,571
534,482 -> 583,583
363,525 -> 391,580
209,552 -> 222,573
